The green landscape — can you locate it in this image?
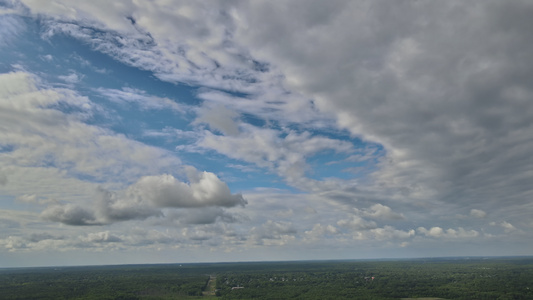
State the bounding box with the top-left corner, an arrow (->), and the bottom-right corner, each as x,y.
1,257 -> 532,299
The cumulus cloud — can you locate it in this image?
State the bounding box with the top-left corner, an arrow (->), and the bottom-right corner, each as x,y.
336,214 -> 414,241
41,204 -> 101,226
126,171 -> 247,208
58,71 -> 83,84
500,221 -> 516,232
417,227 -> 479,239
369,226 -> 415,241
0,70 -> 245,227
490,221 -> 516,233
470,209 -> 487,218
95,187 -> 162,223
363,204 -> 405,220
41,170 -> 246,225
304,223 -> 339,242
0,236 -> 27,251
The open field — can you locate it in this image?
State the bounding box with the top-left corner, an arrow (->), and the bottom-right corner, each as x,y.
202,275 -> 217,296
1,257 -> 532,299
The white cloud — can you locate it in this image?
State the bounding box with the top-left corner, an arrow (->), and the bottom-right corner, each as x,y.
0,71 -> 183,201
40,170 -> 246,226
15,194 -> 38,203
304,223 -> 339,242
94,187 -> 162,223
97,87 -> 186,113
363,204 -> 405,220
16,0 -> 330,133
417,226 -> 479,239
24,0 -> 265,93
500,221 -> 516,232
336,217 -> 415,241
0,70 -> 246,233
0,236 -> 27,251
369,226 -> 415,240
234,1 -> 533,214
470,209 -> 487,218
195,89 -> 329,130
40,54 -> 53,61
58,71 -> 83,84
2,0 -> 533,263
130,171 -> 246,208
198,125 -> 354,187
0,72 -> 179,176
490,221 -> 516,233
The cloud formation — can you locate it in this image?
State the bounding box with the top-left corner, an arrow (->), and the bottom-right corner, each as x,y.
1,0 -> 533,266
41,170 -> 246,226
97,87 -> 186,113
124,171 -> 246,209
0,71 -> 182,185
470,209 -> 487,219
417,227 -> 479,239
41,204 -> 101,226
233,1 -> 533,216
363,204 -> 405,221
198,126 -> 354,187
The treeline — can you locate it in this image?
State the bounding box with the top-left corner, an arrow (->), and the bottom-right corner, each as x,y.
0,264 -> 211,299
1,258 -> 532,299
215,258 -> 533,300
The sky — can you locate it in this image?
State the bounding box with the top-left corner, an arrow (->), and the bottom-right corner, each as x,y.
1,0 -> 533,268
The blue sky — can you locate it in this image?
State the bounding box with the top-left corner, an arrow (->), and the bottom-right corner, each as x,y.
1,0 -> 533,267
